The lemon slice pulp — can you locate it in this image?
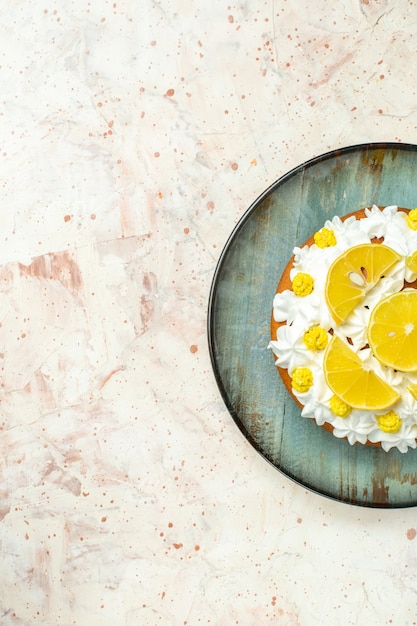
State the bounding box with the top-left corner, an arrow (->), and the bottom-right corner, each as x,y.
323,335 -> 400,410
325,243 -> 401,325
368,290 -> 417,372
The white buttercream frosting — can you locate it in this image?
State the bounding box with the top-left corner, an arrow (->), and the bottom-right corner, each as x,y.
269,205 -> 417,453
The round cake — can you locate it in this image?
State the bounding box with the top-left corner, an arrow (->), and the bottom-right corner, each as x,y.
269,205 -> 417,453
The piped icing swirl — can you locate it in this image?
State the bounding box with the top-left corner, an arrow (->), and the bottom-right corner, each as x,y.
269,205 -> 417,453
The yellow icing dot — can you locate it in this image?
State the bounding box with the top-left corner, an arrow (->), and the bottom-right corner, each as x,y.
303,326 -> 328,351
291,367 -> 313,393
329,395 -> 351,418
407,208 -> 417,230
377,410 -> 402,433
292,272 -> 314,296
314,227 -> 337,248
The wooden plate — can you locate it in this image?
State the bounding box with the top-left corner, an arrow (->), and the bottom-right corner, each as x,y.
208,142 -> 417,508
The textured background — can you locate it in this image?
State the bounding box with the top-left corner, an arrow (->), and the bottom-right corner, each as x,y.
2,1 -> 417,625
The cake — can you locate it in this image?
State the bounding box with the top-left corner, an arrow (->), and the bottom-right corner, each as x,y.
269,205 -> 417,453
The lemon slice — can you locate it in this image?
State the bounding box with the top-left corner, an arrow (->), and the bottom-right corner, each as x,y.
407,384 -> 417,401
406,250 -> 417,273
368,290 -> 417,372
325,243 -> 401,325
323,335 -> 400,410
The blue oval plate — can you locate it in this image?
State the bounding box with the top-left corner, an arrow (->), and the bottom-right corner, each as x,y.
208,142 -> 417,508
